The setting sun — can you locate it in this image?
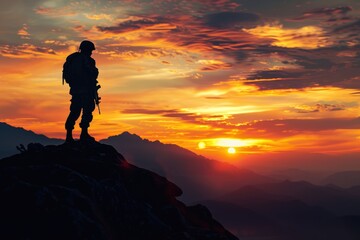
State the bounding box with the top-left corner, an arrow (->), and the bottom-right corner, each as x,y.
198,141 -> 206,149
227,147 -> 236,154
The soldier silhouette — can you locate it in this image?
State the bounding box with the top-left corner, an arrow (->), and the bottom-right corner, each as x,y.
63,40 -> 100,142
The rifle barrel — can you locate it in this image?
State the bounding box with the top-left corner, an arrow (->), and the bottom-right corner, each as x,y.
97,103 -> 101,114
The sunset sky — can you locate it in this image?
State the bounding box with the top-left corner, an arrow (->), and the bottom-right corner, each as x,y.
1,0 -> 360,163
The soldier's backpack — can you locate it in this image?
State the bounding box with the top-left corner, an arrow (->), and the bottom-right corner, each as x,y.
62,52 -> 83,85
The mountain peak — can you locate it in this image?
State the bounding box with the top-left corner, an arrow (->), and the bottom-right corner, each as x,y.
106,131 -> 144,142
0,141 -> 237,240
120,131 -> 140,138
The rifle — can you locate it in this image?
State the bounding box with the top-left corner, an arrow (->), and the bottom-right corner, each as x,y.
94,84 -> 101,114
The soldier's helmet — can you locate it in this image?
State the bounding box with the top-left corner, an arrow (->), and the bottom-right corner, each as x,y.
79,40 -> 95,51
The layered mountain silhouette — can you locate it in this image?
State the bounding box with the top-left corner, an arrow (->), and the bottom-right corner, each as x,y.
100,132 -> 274,201
0,141 -> 237,240
0,122 -> 62,158
322,171 -> 360,188
269,168 -> 329,185
201,181 -> 360,240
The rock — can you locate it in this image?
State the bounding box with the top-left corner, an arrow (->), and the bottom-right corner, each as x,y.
0,141 -> 238,240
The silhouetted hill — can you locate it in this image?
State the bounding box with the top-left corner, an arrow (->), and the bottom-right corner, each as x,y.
100,132 -> 275,201
347,185 -> 360,196
0,122 -> 62,158
201,181 -> 360,240
260,181 -> 360,215
0,141 -> 237,240
322,171 -> 360,188
200,200 -> 283,238
269,168 -> 328,184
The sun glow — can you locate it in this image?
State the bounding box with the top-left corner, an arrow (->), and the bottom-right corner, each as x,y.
214,138 -> 250,148
198,141 -> 206,149
227,147 -> 236,154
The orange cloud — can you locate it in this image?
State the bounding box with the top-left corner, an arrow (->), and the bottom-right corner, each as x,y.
35,6 -> 76,17
18,24 -> 30,39
244,24 -> 332,49
84,13 -> 113,21
0,44 -> 59,59
197,59 -> 232,71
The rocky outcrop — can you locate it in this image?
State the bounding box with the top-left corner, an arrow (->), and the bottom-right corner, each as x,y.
0,142 -> 238,240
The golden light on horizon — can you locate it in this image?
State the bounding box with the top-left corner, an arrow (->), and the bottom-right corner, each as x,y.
214,138 -> 249,148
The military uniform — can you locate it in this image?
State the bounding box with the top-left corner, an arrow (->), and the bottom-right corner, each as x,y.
64,41 -> 99,142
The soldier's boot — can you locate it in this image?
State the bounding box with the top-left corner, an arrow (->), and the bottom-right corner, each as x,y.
80,128 -> 95,142
65,129 -> 74,143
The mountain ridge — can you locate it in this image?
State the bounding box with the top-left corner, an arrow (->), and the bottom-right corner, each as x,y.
201,180 -> 360,239
100,131 -> 275,202
0,122 -> 63,158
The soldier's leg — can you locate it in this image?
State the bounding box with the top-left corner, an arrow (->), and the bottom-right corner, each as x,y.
80,94 -> 96,141
65,95 -> 82,141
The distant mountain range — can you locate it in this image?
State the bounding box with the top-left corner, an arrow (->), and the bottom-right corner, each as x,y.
268,168 -> 329,185
201,180 -> 360,240
100,132 -> 275,202
221,180 -> 360,215
322,171 -> 360,188
0,122 -> 63,158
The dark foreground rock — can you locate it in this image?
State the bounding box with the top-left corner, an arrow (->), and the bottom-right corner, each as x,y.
0,142 -> 238,240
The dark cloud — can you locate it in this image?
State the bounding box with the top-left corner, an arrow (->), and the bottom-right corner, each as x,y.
245,70 -> 308,90
244,78 -> 313,91
97,17 -> 167,33
244,69 -> 312,90
122,108 -> 200,122
333,19 -> 360,33
122,108 -> 231,126
122,109 -> 179,115
288,55 -> 335,70
247,70 -> 305,80
243,64 -> 360,91
240,117 -> 360,138
204,11 -> 260,28
233,42 -> 360,90
292,6 -> 352,21
291,103 -> 346,113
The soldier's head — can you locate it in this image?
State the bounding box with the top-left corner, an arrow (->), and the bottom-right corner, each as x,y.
79,40 -> 95,56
